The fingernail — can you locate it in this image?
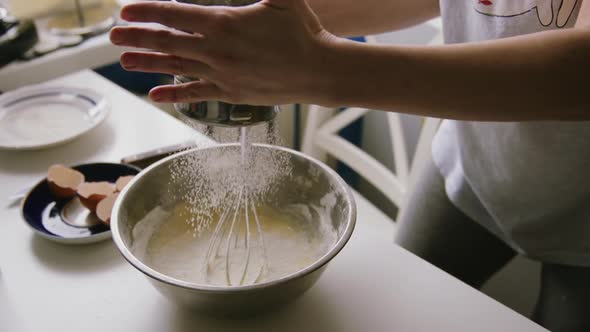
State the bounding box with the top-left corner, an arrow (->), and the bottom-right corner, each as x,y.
121,54 -> 137,69
120,6 -> 135,22
149,91 -> 165,102
110,29 -> 123,45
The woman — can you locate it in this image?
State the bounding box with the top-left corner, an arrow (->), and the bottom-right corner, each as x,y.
110,0 -> 590,329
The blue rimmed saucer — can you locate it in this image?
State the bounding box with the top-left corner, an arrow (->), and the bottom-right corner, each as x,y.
0,85 -> 109,151
21,163 -> 141,244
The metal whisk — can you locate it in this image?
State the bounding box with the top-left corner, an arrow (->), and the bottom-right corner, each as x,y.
202,127 -> 268,286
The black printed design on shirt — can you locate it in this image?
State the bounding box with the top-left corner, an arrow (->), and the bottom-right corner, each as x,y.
474,0 -> 578,28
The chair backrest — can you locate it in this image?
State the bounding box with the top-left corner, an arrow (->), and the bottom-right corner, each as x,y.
301,104 -> 441,219
301,23 -> 443,219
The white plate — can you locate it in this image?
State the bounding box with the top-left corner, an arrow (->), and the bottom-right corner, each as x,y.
0,85 -> 109,150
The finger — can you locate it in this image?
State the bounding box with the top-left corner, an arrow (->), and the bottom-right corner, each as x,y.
149,81 -> 223,103
557,0 -> 577,27
120,1 -> 219,34
120,52 -> 212,78
110,26 -> 208,61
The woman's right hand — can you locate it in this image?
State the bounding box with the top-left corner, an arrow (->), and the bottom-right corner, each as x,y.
110,0 -> 342,106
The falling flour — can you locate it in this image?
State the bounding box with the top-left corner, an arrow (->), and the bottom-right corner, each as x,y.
169,120 -> 291,237
130,115 -> 341,286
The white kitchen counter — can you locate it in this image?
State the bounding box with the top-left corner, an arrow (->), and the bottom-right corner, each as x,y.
0,70 -> 547,332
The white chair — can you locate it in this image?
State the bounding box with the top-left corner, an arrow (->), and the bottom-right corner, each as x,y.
301,30 -> 442,224
301,103 -> 440,224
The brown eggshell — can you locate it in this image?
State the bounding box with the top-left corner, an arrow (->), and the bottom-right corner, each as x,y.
77,182 -> 116,213
47,165 -> 85,199
115,175 -> 135,192
96,193 -> 119,225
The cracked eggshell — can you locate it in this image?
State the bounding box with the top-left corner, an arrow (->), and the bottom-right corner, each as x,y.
96,192 -> 119,225
77,182 -> 116,213
115,175 -> 135,192
47,165 -> 85,199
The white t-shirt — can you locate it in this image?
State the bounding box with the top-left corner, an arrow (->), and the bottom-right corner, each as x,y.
433,0 -> 590,266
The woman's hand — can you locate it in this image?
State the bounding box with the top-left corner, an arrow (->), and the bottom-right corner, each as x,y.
110,0 -> 338,105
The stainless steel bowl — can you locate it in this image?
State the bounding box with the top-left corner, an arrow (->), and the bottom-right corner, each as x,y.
111,144 -> 356,316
